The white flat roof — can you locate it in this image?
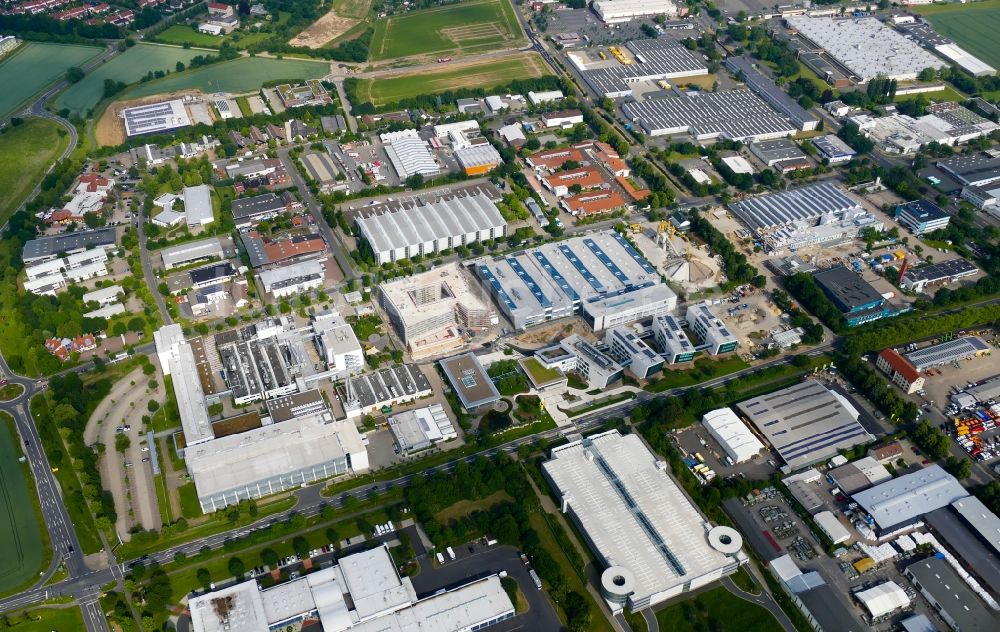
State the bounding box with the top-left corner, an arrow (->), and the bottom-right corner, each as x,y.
543,431 -> 739,605
184,184 -> 214,225
814,510 -> 852,544
702,408 -> 764,463
189,580 -> 268,632
155,325 -> 214,446
161,236 -> 224,268
852,464 -> 968,530
123,98 -> 192,136
83,285 -> 123,303
338,546 -> 416,620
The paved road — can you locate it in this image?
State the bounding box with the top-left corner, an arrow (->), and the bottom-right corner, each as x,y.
721,575 -> 797,632
136,206 -> 173,325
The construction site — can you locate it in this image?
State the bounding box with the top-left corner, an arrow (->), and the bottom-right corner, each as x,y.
629,219 -> 724,293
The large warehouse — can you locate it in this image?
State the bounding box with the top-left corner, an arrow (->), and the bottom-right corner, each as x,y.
851,464 -> 967,533
475,230 -> 675,331
189,545 -> 515,632
542,431 -> 746,612
380,130 -> 439,179
22,227 -> 117,263
735,381 -> 874,469
379,262 -> 497,358
622,89 -> 797,142
725,57 -> 818,131
702,408 -> 764,464
356,192 -> 506,265
904,336 -> 991,370
576,39 -> 707,98
592,0 -> 677,24
900,257 -> 978,293
728,181 -> 882,252
812,265 -> 893,328
784,16 -> 945,82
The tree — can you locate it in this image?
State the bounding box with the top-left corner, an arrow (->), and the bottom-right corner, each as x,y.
147,400 -> 160,413
261,548 -> 280,567
196,568 -> 212,590
228,557 -> 245,579
65,67 -> 85,83
918,67 -> 937,82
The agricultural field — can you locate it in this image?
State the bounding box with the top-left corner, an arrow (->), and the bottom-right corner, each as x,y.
0,119 -> 70,226
119,56 -> 329,100
354,52 -> 549,107
0,413 -> 45,595
54,43 -> 210,116
290,0 -> 374,48
369,0 -> 523,61
0,41 -> 100,119
917,0 -> 1000,68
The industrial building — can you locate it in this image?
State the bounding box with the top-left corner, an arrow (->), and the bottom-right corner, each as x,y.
813,265 -> 895,327
258,259 -> 325,298
190,262 -> 236,290
122,99 -> 192,136
241,232 -> 326,269
336,365 -> 432,419
300,150 -> 345,192
24,249 -> 109,295
938,152 -> 1000,188
212,318 -> 314,406
895,200 -> 950,235
811,134 -> 857,164
735,381 -> 874,469
356,192 -> 506,265
652,313 -> 696,363
925,496 -> 1000,595
380,130 -> 439,179
904,336 -> 991,370
814,511 -> 852,545
476,230 -> 675,331
851,105 -> 999,155
851,464 -> 967,533
854,581 -> 910,619
782,469 -> 825,514
728,182 -> 882,252
379,263 -> 496,358
440,352 -> 501,411
685,302 -> 739,355
961,183 -> 1000,215
592,0 -> 677,23
22,227 -> 117,263
160,237 -> 225,270
827,456 -> 891,495
749,139 -> 811,172
604,326 -> 663,379
768,555 -> 862,632
188,545 -> 515,632
542,431 -> 746,612
876,348 -> 924,394
900,258 -> 978,293
454,144 -> 503,176
622,89 -> 797,142
536,334 -> 624,388
83,285 -> 123,307
724,57 -> 818,131
183,184 -> 214,227
387,403 -> 457,455
575,39 -> 707,98
702,408 -> 764,464
312,311 -> 363,376
904,557 -> 997,632
784,16 -> 945,82
231,193 -> 287,229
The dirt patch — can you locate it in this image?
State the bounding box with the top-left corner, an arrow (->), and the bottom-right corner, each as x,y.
289,10 -> 361,48
95,89 -> 205,147
511,318 -> 592,350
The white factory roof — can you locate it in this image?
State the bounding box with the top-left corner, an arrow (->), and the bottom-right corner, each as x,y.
382,130 -> 439,179
122,98 -> 192,137
702,408 -> 764,463
161,236 -> 224,269
933,43 -> 996,77
337,545 -> 417,620
357,193 -> 505,255
189,580 -> 269,632
851,465 -> 968,530
542,431 -> 741,606
183,184 -> 214,226
84,303 -> 126,319
593,0 -> 678,20
814,511 -> 852,545
721,155 -> 754,174
258,259 -> 325,293
855,581 -> 910,618
785,16 -> 945,81
904,336 -> 990,370
431,120 -> 479,138
185,413 -> 366,501
729,181 -> 862,231
455,144 -> 502,170
951,495 -> 1000,556
154,325 -> 214,446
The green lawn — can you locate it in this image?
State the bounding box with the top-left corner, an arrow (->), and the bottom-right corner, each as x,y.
369,0 -> 523,60
155,24 -> 274,49
333,0 -> 373,20
0,383 -> 24,402
520,357 -> 562,385
55,43 -> 211,116
645,356 -> 751,392
0,41 -> 100,119
917,0 -> 1000,68
3,607 -> 85,632
0,413 -> 45,595
0,118 -> 70,226
355,52 -> 549,107
119,56 -> 328,101
178,482 -> 202,518
654,586 -> 782,632
894,85 -> 965,104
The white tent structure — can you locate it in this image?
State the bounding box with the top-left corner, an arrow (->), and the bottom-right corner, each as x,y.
702,408 -> 764,464
855,581 -> 910,618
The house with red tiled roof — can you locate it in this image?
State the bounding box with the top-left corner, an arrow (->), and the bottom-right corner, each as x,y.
541,167 -> 606,197
869,442 -> 903,464
560,190 -> 627,217
876,349 -> 924,394
526,147 -> 584,171
45,338 -> 70,362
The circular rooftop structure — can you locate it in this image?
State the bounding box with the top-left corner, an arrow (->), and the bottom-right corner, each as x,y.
708,526 -> 743,555
600,566 -> 636,605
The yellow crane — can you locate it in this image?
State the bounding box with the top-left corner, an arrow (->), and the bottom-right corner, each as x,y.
629,223 -> 644,234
